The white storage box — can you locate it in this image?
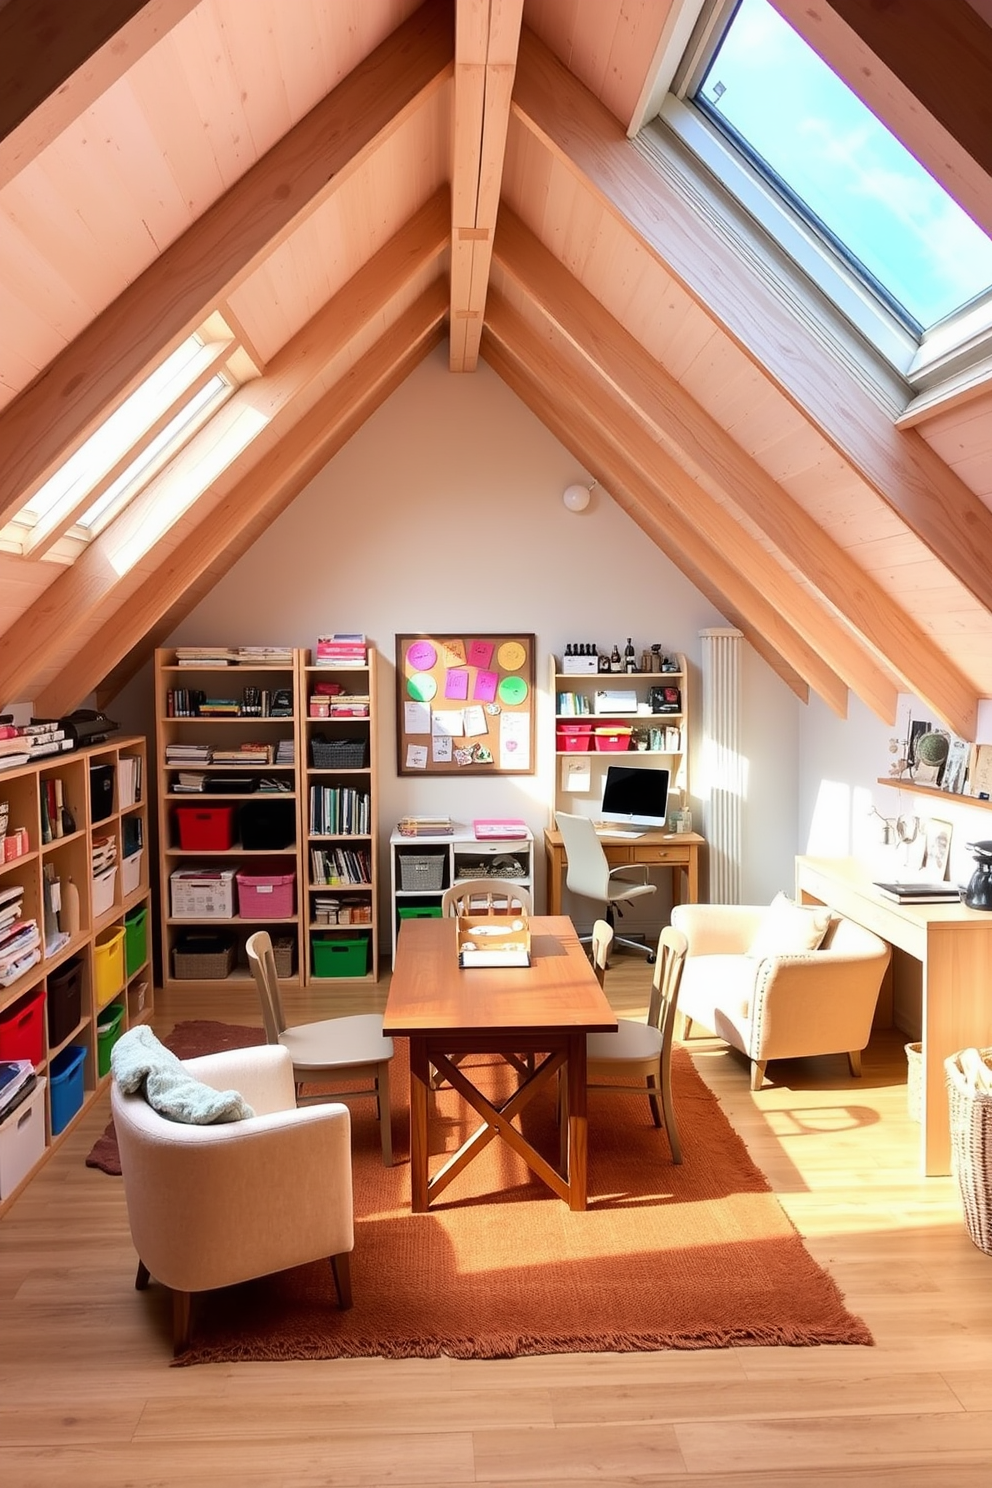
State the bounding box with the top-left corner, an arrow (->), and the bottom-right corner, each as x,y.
170,867 -> 236,920
0,1078 -> 47,1200
91,865 -> 117,918
121,848 -> 143,896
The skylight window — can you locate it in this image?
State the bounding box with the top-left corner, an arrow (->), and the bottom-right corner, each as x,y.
693,0 -> 992,333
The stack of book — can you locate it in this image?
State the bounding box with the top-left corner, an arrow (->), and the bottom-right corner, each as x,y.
174,646 -> 240,666
312,895 -> 373,925
315,633 -> 367,667
397,815 -> 453,837
91,835 -> 117,875
0,885 -> 41,987
0,1059 -> 37,1124
1,720 -> 73,769
235,645 -> 293,666
196,698 -> 241,717
165,743 -> 212,765
172,772 -> 207,792
275,740 -> 295,764
212,742 -> 274,766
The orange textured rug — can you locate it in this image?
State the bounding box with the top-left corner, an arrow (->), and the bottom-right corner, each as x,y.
89,1021 -> 872,1363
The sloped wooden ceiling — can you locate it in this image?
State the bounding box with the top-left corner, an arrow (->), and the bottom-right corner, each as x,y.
0,0 -> 990,738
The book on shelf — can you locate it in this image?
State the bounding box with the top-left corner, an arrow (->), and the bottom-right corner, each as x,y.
397,815 -> 453,837
873,881 -> 961,903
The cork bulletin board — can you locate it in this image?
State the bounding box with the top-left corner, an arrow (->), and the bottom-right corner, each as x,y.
395,633 -> 536,776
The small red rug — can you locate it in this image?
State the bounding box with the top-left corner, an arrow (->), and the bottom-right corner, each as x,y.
89,1021 -> 873,1363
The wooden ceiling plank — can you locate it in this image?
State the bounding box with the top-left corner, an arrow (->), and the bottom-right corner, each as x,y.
0,0 -> 201,188
773,0 -> 992,236
0,202 -> 449,704
450,0 -> 523,371
493,207 -> 978,735
482,327 -> 824,710
40,299 -> 447,718
0,0 -> 454,526
510,26 -> 992,620
483,294 -> 873,720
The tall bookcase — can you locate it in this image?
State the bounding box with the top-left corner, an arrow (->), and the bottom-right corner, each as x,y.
298,648 -> 379,985
551,653 -> 690,824
155,649 -> 305,995
0,736 -> 151,1213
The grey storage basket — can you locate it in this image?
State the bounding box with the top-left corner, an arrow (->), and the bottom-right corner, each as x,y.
945,1046 -> 992,1255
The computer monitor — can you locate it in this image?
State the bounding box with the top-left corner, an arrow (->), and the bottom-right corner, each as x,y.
600,763 -> 670,829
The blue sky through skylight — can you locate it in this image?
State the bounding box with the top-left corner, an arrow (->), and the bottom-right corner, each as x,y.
697,0 -> 992,330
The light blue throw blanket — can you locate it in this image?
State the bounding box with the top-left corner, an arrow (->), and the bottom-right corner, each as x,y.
111,1025 -> 254,1124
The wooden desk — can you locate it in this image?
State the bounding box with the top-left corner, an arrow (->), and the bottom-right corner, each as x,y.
383,915 -> 616,1211
544,827 -> 704,918
796,856 -> 992,1176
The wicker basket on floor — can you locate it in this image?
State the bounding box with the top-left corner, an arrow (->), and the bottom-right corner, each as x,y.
944,1046 -> 992,1256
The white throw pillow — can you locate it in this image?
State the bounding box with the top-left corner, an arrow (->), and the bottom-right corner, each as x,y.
746,891 -> 832,958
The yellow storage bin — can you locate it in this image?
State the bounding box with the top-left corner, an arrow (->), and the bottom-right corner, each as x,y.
94,926 -> 126,1008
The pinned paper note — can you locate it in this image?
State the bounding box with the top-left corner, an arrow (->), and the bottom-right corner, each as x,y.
461,704 -> 487,738
498,674 -> 528,706
431,734 -> 453,763
404,700 -> 431,734
407,672 -> 437,702
441,639 -> 466,667
432,710 -> 464,736
405,744 -> 428,770
445,668 -> 469,700
499,711 -> 530,770
473,669 -> 498,702
467,639 -> 494,669
406,640 -> 437,671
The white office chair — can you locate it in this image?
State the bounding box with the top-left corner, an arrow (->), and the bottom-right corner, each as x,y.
554,811 -> 657,962
441,879 -> 532,917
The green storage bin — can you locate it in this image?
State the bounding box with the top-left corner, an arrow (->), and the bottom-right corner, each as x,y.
311,935 -> 369,978
398,905 -> 442,920
124,904 -> 148,978
97,1002 -> 125,1077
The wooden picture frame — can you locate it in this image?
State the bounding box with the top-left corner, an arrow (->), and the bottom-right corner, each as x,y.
395,633 -> 536,776
924,818 -> 952,880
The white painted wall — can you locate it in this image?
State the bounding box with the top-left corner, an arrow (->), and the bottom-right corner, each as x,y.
120,344 -> 955,950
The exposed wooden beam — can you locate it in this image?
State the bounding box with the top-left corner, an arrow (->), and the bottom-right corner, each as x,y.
0,0 -> 200,188
493,209 -> 978,739
483,294 -> 870,720
0,0 -> 453,527
773,0 -> 992,236
450,0 -> 523,371
37,290 -> 448,718
511,26 -> 992,619
0,199 -> 449,706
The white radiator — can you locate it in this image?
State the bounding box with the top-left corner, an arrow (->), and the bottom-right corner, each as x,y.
700,628 -> 743,904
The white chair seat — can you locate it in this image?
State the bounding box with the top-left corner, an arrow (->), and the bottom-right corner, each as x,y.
280,1014 -> 394,1073
554,812 -> 657,960
587,1020 -> 662,1063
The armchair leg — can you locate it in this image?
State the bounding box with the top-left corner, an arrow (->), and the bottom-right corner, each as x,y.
135,1259 -> 150,1291
331,1252 -> 353,1310
848,1049 -> 863,1078
172,1289 -> 192,1355
750,1059 -> 767,1092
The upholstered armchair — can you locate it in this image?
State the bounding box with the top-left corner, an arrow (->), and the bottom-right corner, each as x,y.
671,898 -> 890,1091
112,1042 -> 354,1353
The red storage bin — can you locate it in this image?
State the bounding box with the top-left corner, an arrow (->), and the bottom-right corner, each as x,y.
176,805 -> 236,851
0,984 -> 46,1066
556,723 -> 594,752
593,727 -> 632,752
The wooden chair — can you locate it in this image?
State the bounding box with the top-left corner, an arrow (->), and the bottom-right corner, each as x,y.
584,924 -> 688,1163
590,917 -> 614,985
246,930 -> 394,1164
440,879 -> 532,917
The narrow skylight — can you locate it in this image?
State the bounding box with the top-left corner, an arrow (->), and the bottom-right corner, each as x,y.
694,0 -> 992,332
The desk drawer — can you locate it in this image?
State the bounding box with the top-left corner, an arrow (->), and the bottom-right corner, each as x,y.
637,844 -> 687,865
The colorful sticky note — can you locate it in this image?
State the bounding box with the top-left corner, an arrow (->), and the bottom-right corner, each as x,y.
442,639 -> 466,667
467,639 -> 494,669
497,639 -> 526,671
473,669 -> 498,702
406,640 -> 436,671
445,668 -> 469,700
407,672 -> 437,702
498,674 -> 528,706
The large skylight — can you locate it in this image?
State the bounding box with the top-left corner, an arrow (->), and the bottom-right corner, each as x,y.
694,0 -> 992,333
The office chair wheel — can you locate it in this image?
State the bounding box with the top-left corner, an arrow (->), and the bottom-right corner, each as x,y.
646,949 -> 656,964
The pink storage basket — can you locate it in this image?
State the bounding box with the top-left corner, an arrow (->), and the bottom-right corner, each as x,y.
235,865 -> 295,919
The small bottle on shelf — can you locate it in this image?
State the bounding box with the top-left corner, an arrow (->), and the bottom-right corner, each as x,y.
610,644 -> 622,672
624,637 -> 636,673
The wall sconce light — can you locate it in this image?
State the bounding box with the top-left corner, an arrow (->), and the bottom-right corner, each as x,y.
563,480 -> 594,512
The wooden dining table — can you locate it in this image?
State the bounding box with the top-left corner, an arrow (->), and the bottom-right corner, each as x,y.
384,914 -> 617,1211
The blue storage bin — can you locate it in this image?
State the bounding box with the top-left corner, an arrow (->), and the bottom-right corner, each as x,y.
50,1043 -> 86,1135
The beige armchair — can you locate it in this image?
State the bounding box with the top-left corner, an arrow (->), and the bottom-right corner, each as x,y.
112,1043 -> 354,1354
671,901 -> 890,1091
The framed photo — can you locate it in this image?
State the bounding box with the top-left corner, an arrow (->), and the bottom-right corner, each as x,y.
924,818 -> 952,880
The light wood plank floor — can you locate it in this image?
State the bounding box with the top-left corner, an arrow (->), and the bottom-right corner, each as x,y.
2,958 -> 991,1487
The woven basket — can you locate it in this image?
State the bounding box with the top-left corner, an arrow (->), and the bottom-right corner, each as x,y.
945,1046 -> 992,1255
905,1041 -> 923,1122
310,737 -> 367,769
272,935 -> 296,978
399,854 -> 445,891
172,940 -> 236,980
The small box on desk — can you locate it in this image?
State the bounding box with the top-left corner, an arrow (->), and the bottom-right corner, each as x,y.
457,914 -> 531,968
